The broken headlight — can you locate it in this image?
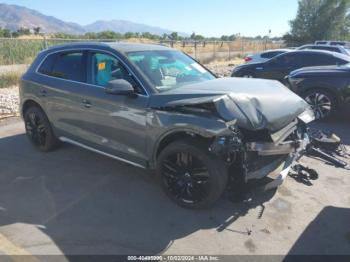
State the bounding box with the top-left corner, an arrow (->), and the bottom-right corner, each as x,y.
298,108 -> 315,124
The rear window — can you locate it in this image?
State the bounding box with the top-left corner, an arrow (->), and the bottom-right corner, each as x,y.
38,51 -> 86,82
315,41 -> 328,45
330,41 -> 346,46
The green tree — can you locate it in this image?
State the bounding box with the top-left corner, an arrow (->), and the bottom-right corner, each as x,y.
285,0 -> 350,45
169,32 -> 178,40
0,27 -> 11,37
220,35 -> 229,41
84,32 -> 98,39
96,31 -> 122,39
16,27 -> 31,36
190,32 -> 196,40
33,27 -> 41,35
194,34 -> 205,41
161,33 -> 168,40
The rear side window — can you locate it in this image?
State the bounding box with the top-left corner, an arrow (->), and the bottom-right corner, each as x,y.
261,51 -> 284,59
312,46 -> 340,53
303,53 -> 347,66
38,51 -> 86,82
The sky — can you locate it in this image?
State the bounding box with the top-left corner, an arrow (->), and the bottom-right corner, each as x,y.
1,0 -> 299,37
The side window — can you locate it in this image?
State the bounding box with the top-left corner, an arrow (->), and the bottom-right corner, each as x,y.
38,53 -> 57,76
261,52 -> 276,59
90,52 -> 142,91
38,52 -> 86,82
299,53 -> 347,66
313,46 -> 340,53
276,53 -> 302,66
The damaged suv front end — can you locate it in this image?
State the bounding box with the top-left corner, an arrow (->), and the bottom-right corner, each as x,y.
209,112 -> 313,191
150,77 -> 315,194
22,43 -> 315,209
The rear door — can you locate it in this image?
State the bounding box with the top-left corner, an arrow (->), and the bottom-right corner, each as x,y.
36,50 -> 96,140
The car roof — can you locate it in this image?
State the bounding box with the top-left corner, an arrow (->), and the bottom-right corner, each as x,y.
274,49 -> 350,61
283,49 -> 344,56
45,41 -> 173,54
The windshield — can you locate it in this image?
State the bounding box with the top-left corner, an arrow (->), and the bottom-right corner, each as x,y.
127,50 -> 215,92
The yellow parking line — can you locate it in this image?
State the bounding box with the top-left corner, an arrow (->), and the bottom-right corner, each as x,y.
0,232 -> 40,262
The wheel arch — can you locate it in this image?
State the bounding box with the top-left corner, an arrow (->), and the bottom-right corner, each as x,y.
21,99 -> 45,117
151,129 -> 213,168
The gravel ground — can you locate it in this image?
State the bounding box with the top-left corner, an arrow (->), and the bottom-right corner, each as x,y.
206,59 -> 243,76
0,64 -> 27,118
0,60 -> 243,118
0,86 -> 19,117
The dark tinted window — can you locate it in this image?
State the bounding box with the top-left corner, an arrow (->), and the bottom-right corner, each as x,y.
330,41 -> 346,46
38,53 -> 57,76
311,46 -> 340,53
272,52 -> 343,68
261,51 -> 285,59
274,53 -> 304,66
306,53 -> 348,66
38,52 -> 86,82
315,41 -> 327,45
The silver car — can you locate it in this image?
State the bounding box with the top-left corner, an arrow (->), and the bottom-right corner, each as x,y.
244,49 -> 291,63
298,44 -> 350,56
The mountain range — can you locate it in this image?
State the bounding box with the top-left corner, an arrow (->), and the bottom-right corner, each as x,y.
0,3 -> 186,36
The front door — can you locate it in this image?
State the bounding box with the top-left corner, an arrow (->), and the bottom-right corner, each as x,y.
79,51 -> 149,167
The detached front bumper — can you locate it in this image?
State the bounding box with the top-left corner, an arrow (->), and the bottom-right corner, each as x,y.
244,131 -> 310,190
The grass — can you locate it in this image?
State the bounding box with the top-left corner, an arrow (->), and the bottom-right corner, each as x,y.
0,70 -> 22,89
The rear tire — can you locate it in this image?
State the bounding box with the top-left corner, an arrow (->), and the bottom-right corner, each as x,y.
301,89 -> 337,120
156,139 -> 228,209
24,106 -> 59,152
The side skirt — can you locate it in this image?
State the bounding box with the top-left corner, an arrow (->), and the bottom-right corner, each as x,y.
59,136 -> 146,169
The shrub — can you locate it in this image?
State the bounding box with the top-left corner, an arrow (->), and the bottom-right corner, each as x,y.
0,70 -> 22,88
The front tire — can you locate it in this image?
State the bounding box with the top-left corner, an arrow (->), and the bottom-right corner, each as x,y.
242,72 -> 255,78
302,89 -> 337,120
24,106 -> 59,152
156,139 -> 228,209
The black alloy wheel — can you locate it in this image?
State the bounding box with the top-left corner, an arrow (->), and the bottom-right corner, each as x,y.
303,90 -> 336,120
24,106 -> 59,151
161,151 -> 210,204
157,139 -> 228,209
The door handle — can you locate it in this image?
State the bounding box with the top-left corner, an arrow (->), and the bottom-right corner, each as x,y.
39,89 -> 47,97
82,99 -> 92,108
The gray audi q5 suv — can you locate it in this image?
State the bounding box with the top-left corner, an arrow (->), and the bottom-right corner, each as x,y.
20,42 -> 314,208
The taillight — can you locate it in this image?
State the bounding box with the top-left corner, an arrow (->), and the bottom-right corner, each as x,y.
244,57 -> 252,62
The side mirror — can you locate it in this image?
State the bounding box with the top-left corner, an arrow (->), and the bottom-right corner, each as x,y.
105,79 -> 135,96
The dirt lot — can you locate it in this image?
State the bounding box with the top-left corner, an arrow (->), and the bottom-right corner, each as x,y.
0,111 -> 349,259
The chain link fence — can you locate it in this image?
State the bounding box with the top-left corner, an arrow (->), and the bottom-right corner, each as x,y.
161,39 -> 285,64
0,38 -> 285,66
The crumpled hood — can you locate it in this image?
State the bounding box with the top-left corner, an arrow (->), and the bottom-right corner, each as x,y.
150,78 -> 310,132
